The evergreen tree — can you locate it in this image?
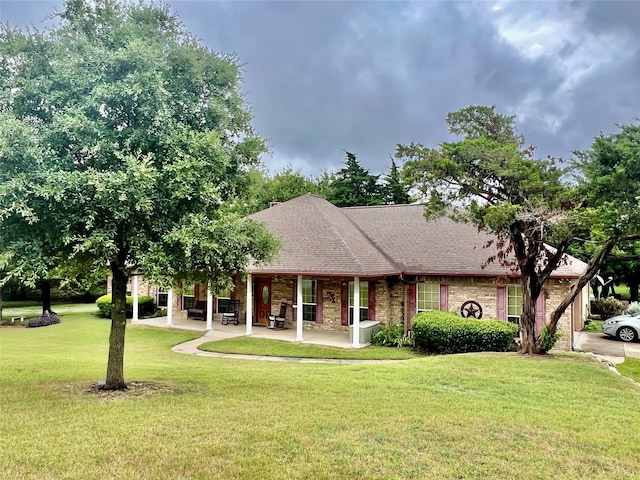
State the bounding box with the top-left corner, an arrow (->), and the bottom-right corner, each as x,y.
327,152 -> 383,207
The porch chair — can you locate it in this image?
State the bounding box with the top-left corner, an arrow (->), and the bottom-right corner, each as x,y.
221,299 -> 240,325
268,302 -> 288,329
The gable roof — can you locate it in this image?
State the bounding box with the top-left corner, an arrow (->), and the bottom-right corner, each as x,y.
249,194 -> 587,278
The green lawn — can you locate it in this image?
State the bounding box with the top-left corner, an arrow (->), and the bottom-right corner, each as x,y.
1,313 -> 639,480
200,337 -> 419,360
582,319 -> 603,333
2,302 -> 98,320
618,357 -> 640,383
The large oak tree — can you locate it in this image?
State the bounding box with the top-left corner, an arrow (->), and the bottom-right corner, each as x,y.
0,0 -> 277,388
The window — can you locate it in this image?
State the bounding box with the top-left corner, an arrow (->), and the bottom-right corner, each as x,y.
217,287 -> 232,313
417,282 -> 439,312
302,280 -> 317,322
182,284 -> 195,310
348,281 -> 368,325
158,289 -> 169,308
507,285 -> 522,325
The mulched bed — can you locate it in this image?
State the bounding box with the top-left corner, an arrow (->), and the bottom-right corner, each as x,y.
61,381 -> 187,401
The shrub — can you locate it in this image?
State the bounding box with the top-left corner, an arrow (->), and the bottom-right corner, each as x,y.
26,312 -> 61,328
540,325 -> 562,352
593,296 -> 623,320
412,310 -> 518,354
627,302 -> 640,315
96,294 -> 155,318
372,323 -> 414,347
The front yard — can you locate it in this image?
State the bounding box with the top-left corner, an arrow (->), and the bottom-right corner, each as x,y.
1,312 -> 639,479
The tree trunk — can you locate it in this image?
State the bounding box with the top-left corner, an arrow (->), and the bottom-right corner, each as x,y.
0,287 -> 3,323
547,236 -> 618,337
37,279 -> 53,314
519,275 -> 543,354
105,265 -> 128,390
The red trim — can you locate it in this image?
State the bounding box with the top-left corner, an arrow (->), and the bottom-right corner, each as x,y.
439,284 -> 448,311
248,270 -> 581,280
496,286 -> 506,321
316,280 -> 324,324
407,283 -> 416,329
368,281 -> 376,321
341,282 -> 348,326
535,290 -> 546,336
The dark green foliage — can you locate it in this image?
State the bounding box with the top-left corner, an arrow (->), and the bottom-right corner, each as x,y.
0,0 -> 279,388
540,326 -> 562,352
371,323 -> 414,347
326,152 -> 383,207
412,310 -> 518,354
383,159 -> 410,204
96,294 -> 154,318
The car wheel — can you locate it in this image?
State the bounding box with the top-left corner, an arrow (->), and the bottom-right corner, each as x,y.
617,326 -> 638,342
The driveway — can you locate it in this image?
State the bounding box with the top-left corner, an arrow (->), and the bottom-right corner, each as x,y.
574,330 -> 640,363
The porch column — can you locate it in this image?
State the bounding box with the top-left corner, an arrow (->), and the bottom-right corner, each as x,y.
296,274 -> 304,341
166,288 -> 174,326
352,276 -> 360,347
246,273 -> 253,335
206,285 -> 213,331
132,275 -> 139,322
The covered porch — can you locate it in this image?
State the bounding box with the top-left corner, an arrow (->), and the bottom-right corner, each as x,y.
131,315 -> 352,348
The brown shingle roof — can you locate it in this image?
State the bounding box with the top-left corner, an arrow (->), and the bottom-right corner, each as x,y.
249,194 -> 399,276
249,194 -> 587,278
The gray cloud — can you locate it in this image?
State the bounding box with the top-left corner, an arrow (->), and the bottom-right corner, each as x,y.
2,0 -> 639,176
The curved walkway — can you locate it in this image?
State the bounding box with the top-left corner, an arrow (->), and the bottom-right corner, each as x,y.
171,328 -> 640,366
171,329 -> 403,364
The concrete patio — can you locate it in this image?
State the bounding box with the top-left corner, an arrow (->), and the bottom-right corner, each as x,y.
131,316 -> 353,348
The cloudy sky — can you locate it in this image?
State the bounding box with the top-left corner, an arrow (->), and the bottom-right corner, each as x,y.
1,0 -> 639,177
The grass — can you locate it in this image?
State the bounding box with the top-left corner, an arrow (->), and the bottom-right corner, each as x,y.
199,337 -> 420,360
2,302 -> 98,320
616,284 -> 631,301
2,312 -> 640,479
582,319 -> 603,333
618,357 -> 640,383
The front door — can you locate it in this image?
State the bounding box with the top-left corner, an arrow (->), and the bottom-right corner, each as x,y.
255,278 -> 271,325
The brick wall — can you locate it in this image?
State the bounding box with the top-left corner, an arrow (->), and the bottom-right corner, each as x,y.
139,272 -> 578,351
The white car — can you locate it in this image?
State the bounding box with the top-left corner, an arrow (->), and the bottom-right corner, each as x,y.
602,312 -> 640,342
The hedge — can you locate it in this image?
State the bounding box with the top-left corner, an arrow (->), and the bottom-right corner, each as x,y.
412,310 -> 518,354
96,294 -> 155,318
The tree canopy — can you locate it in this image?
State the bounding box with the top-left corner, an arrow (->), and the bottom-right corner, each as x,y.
398,105 -> 577,353
0,0 -> 278,388
326,151 -> 384,207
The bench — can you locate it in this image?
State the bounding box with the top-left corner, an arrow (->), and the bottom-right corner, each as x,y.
187,301 -> 207,320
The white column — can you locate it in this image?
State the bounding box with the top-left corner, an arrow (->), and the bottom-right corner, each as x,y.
132,275 -> 139,322
245,273 -> 253,335
166,288 -> 174,326
352,276 -> 360,347
206,285 -> 213,331
296,275 -> 304,342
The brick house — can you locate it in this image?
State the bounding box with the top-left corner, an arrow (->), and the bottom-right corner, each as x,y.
132,194 -> 588,350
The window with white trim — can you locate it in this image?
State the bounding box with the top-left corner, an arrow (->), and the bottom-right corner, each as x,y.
507,285 -> 522,325
217,287 -> 232,313
348,281 -> 368,325
302,280 -> 317,322
182,284 -> 195,310
417,282 -> 439,311
157,289 -> 169,308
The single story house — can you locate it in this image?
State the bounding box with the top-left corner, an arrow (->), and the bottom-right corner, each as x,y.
127,194 -> 588,350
